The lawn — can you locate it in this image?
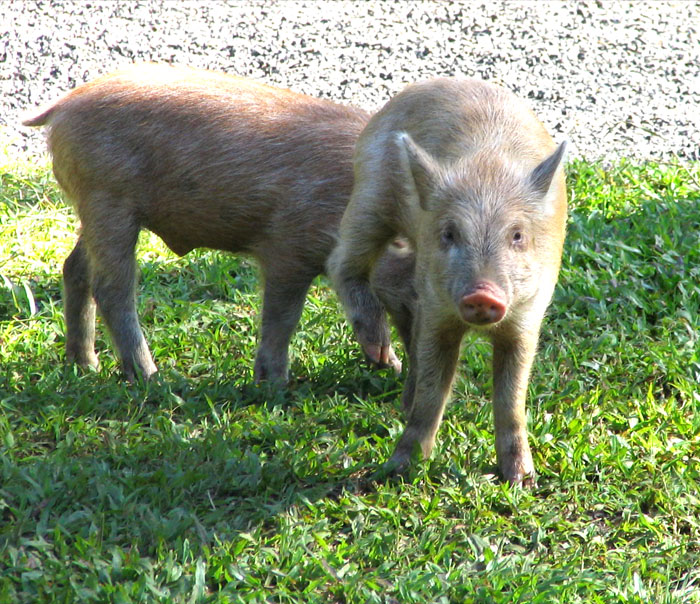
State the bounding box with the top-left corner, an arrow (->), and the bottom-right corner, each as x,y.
1,156 -> 699,603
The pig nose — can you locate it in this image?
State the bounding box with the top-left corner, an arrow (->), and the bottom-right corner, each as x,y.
460,283 -> 507,325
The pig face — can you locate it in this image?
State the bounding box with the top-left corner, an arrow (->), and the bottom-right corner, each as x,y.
397,133 -> 567,330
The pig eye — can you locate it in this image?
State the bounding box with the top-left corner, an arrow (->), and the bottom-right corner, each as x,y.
440,224 -> 458,247
511,228 -> 525,247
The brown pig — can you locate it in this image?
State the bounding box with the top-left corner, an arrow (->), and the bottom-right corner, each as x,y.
328,78 -> 567,485
23,63 -> 404,383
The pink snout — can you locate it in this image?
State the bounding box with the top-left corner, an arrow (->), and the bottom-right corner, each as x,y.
460,283 -> 507,325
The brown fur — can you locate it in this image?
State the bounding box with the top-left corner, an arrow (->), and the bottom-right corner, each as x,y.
328,78 -> 567,485
24,63 -> 405,382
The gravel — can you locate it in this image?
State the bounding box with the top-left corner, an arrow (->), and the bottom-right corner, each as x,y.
1,0 -> 698,163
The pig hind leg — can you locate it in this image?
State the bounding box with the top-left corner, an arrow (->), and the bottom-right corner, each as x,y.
63,235 -> 98,368
370,244 -> 417,353
253,263 -> 316,383
80,197 -> 157,381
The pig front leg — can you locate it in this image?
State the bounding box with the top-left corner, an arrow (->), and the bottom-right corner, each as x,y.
327,211 -> 401,373
490,327 -> 539,486
387,316 -> 463,472
253,266 -> 315,383
345,275 -> 401,372
63,236 -> 99,369
398,303 -> 420,415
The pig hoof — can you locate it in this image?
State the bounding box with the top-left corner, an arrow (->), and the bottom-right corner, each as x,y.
362,343 -> 382,365
66,350 -> 99,369
384,346 -> 403,374
363,344 -> 402,374
372,455 -> 410,481
122,365 -> 159,384
501,466 -> 536,487
254,373 -> 288,386
253,357 -> 289,384
520,473 -> 537,488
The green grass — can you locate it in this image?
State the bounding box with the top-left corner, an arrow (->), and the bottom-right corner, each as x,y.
1,156 -> 699,603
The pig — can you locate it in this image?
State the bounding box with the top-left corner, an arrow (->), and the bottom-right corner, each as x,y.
23,63 -> 404,383
328,78 -> 567,485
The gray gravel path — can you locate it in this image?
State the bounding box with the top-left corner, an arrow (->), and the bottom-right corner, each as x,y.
1,1 -> 698,163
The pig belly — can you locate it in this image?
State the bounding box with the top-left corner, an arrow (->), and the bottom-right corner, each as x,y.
144,206 -> 263,257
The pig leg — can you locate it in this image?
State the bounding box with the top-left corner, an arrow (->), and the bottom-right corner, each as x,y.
491,329 -> 538,486
370,241 -> 417,355
398,305 -> 421,414
372,274 -> 415,356
387,315 -> 463,472
253,266 -> 315,383
63,235 -> 98,368
81,201 -> 157,382
400,350 -> 417,414
328,210 -> 401,372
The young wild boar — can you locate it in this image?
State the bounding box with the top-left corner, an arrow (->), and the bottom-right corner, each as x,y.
23,63 -> 403,383
328,78 -> 567,485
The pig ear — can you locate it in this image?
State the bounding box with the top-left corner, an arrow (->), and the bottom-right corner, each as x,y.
529,141 -> 568,197
395,132 -> 441,211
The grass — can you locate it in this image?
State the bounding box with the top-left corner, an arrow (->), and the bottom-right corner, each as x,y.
0,155 -> 699,603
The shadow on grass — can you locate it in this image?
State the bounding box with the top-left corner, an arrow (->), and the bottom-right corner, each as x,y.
1,231 -> 412,556
0,349 -> 412,560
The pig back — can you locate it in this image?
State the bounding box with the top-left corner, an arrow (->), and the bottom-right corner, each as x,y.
34,64 -> 370,261
359,78 -> 557,163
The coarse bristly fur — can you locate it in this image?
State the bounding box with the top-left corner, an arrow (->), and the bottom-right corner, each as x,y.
327,77 -> 568,485
24,63 -> 406,383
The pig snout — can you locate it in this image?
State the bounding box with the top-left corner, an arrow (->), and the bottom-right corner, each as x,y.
459,282 -> 507,325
